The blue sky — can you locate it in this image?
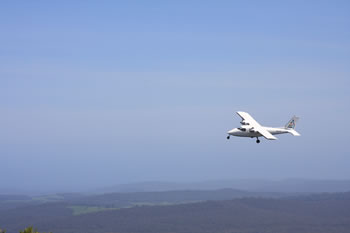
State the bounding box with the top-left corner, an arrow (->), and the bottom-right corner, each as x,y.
1,1 -> 350,192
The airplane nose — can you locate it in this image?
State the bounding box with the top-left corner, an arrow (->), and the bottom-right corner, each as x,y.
227,128 -> 237,135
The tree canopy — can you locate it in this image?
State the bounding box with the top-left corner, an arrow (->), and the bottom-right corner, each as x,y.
19,227 -> 51,233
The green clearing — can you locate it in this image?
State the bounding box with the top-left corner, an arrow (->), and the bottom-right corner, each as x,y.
68,205 -> 118,216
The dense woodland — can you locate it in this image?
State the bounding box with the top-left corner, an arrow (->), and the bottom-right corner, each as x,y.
1,190 -> 350,233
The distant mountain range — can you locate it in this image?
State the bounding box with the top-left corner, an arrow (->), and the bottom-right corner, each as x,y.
2,179 -> 350,196
92,179 -> 350,194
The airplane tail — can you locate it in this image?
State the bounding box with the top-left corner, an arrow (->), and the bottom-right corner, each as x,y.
285,116 -> 299,129
285,116 -> 300,136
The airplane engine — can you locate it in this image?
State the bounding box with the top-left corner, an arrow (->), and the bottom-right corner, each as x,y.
240,120 -> 250,125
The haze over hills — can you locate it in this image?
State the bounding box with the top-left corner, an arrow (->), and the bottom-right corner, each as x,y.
0,188 -> 286,211
2,181 -> 350,233
2,179 -> 350,196
92,179 -> 350,194
1,191 -> 350,233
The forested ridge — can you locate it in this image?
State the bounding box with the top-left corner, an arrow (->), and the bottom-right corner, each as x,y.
1,191 -> 350,233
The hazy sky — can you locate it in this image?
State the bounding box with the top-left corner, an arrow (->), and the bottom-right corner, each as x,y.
1,1 -> 350,193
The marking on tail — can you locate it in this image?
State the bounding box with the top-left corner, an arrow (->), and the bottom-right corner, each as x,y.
285,116 -> 299,129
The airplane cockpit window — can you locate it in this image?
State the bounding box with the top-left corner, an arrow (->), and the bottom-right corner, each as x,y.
238,128 -> 246,131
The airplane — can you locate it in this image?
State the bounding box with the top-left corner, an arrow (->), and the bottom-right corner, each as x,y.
227,111 -> 300,143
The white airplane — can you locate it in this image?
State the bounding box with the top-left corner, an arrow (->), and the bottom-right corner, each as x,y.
227,111 -> 300,143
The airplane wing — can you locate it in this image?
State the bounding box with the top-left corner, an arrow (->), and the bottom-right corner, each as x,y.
255,126 -> 277,140
236,111 -> 261,127
236,111 -> 277,140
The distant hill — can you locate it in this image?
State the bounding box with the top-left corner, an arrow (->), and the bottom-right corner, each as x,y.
93,179 -> 350,193
70,188 -> 288,206
3,179 -> 350,195
0,195 -> 31,202
0,194 -> 34,211
2,192 -> 350,233
0,188 -> 286,212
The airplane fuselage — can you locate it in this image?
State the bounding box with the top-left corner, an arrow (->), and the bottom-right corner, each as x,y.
227,126 -> 290,138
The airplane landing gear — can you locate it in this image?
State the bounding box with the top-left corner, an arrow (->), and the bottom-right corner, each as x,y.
256,138 -> 260,143
227,135 -> 230,140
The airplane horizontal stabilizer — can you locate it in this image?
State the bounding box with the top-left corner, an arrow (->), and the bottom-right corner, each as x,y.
288,129 -> 301,136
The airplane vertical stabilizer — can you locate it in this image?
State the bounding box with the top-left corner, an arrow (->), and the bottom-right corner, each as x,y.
285,116 -> 299,129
